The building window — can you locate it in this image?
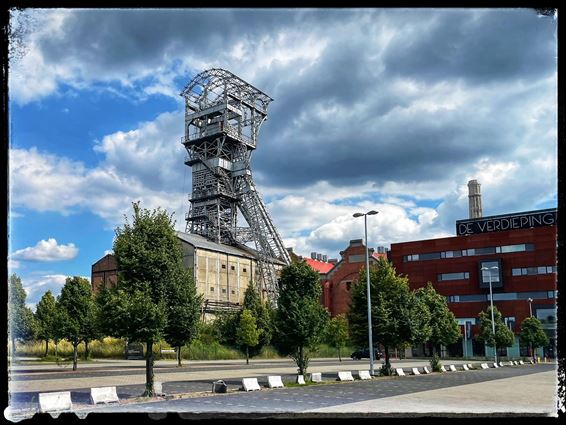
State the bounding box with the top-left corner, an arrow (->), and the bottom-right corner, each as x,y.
231,265 -> 235,270
222,288 -> 227,294
210,287 -> 215,292
438,272 -> 470,281
222,264 -> 226,269
405,243 -> 535,263
512,265 -> 556,276
243,268 -> 247,272
231,290 -> 235,295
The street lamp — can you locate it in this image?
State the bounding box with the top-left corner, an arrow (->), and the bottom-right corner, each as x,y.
353,210 -> 379,376
527,298 -> 534,362
481,265 -> 499,364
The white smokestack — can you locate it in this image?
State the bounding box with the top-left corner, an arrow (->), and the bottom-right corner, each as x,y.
468,179 -> 483,219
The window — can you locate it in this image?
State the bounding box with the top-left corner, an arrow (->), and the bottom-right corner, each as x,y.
231,290 -> 235,295
222,288 -> 226,294
419,252 -> 441,261
222,264 -> 226,269
243,268 -> 247,273
512,266 -> 556,276
438,272 -> 470,281
210,287 -> 215,292
231,265 -> 235,271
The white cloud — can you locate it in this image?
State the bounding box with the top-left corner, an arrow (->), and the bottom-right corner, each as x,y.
11,238 -> 79,262
22,274 -> 68,307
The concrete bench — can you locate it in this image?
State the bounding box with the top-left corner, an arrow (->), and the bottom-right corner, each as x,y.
267,376 -> 284,389
39,391 -> 72,413
90,387 -> 119,404
242,378 -> 261,391
480,363 -> 489,369
357,370 -> 372,380
449,365 -> 457,372
310,372 -> 322,382
411,368 -> 420,375
337,371 -> 354,381
395,368 -> 405,376
422,367 -> 431,374
296,375 -> 306,385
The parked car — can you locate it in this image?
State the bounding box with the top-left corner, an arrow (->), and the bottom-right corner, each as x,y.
350,347 -> 382,360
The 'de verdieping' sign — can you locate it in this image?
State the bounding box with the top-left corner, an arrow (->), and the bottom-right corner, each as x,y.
456,209 -> 557,236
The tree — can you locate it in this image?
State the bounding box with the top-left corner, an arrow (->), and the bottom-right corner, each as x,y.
236,309 -> 261,365
477,306 -> 515,356
519,316 -> 549,361
414,282 -> 460,357
241,283 -> 273,357
35,290 -> 58,357
57,276 -> 98,371
8,273 -> 36,357
325,314 -> 349,362
105,201 -> 190,396
348,257 -> 415,375
163,269 -> 202,367
274,261 -> 329,376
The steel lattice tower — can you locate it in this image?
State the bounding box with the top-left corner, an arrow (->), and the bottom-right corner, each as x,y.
180,68 -> 291,302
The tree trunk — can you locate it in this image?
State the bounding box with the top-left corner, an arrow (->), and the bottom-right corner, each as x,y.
384,345 -> 391,374
177,346 -> 182,367
45,339 -> 49,357
72,342 -> 79,371
246,346 -> 249,365
84,340 -> 90,360
143,341 -> 154,397
338,347 -> 342,362
55,341 -> 59,360
299,345 -> 304,375
11,337 -> 16,359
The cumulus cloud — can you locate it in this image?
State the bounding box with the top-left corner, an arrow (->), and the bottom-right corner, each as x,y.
21,274 -> 90,308
8,8 -> 557,259
11,239 -> 79,262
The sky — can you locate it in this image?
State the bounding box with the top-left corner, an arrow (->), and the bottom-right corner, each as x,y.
7,8 -> 557,309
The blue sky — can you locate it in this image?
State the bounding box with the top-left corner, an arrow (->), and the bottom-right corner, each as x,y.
7,8 -> 557,308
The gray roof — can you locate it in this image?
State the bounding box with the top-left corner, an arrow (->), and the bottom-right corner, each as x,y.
176,231 -> 256,259
175,231 -> 287,266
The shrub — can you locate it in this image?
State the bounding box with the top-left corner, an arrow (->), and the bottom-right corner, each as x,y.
430,353 -> 442,372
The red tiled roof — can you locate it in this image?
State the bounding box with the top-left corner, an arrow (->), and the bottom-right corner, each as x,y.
304,257 -> 335,274
372,252 -> 387,260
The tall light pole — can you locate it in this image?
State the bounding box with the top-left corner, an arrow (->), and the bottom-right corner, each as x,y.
353,210 -> 379,376
527,297 -> 534,361
481,265 -> 499,364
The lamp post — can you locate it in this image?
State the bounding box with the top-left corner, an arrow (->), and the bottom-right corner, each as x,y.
481,265 -> 499,364
527,297 -> 534,361
353,210 -> 379,376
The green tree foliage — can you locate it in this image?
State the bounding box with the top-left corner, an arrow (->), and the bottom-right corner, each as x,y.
8,273 -> 36,356
236,309 -> 261,364
348,257 -> 414,375
325,314 -> 349,361
104,201 -> 193,396
242,284 -> 273,356
519,316 -> 549,360
274,261 -> 329,376
163,269 -> 202,367
477,306 -> 515,350
414,282 -> 460,356
57,276 -> 98,370
35,290 -> 58,357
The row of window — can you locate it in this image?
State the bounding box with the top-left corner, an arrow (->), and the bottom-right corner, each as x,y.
437,265 -> 556,282
447,290 -> 557,303
512,266 -> 556,276
210,287 -> 237,294
220,264 -> 247,272
403,243 -> 534,262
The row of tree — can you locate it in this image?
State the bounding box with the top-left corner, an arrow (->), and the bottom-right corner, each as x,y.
8,201 -> 550,396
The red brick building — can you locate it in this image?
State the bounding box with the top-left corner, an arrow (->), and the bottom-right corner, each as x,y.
320,239 -> 388,317
390,208 -> 557,359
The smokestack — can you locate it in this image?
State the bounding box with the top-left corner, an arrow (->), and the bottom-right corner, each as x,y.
311,252 -> 317,260
468,179 -> 483,219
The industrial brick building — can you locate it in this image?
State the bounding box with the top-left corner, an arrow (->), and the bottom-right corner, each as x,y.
390,207 -> 557,359
91,231 -> 285,320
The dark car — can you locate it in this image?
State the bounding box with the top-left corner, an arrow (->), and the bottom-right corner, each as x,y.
350,347 -> 382,360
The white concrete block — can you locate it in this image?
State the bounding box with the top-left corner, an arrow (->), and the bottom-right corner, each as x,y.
449,365 -> 457,372
337,371 -> 354,381
411,368 -> 420,375
267,376 -> 284,389
519,360 -> 524,365
154,381 -> 165,396
39,392 -> 72,413
296,375 -> 306,385
422,367 -> 431,374
440,365 -> 447,372
467,363 -> 474,369
310,372 -> 322,382
462,364 -> 469,371
480,363 -> 489,369
242,378 -> 261,391
498,362 -> 505,367
395,368 -> 405,376
492,362 -> 499,368
357,370 -> 372,380
90,387 -> 119,404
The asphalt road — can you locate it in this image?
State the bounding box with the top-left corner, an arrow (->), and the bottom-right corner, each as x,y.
5,361 -> 558,419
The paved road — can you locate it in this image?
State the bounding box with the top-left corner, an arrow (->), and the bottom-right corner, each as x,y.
5,362 -> 558,419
